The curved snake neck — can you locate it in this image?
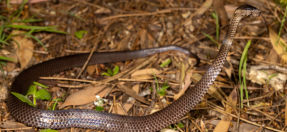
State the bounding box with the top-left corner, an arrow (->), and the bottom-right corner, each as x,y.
7,4 -> 261,132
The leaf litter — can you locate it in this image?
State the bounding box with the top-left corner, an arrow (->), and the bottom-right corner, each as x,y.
1,0 -> 287,132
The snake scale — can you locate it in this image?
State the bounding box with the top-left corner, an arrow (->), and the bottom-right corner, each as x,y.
7,4 -> 262,132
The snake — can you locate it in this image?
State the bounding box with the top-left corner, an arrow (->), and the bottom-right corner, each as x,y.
7,4 -> 262,132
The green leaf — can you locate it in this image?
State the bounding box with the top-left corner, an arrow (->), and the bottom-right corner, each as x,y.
11,92 -> 35,107
113,66 -> 119,75
95,106 -> 104,111
158,81 -> 170,96
75,30 -> 87,39
33,81 -> 49,88
40,129 -> 59,132
202,32 -> 220,48
160,59 -> 171,67
0,56 -> 16,62
51,98 -> 62,110
26,85 -> 37,96
107,69 -> 113,76
101,72 -> 111,76
35,89 -> 51,100
177,123 -> 184,128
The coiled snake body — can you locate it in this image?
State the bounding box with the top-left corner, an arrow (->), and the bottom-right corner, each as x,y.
7,5 -> 261,132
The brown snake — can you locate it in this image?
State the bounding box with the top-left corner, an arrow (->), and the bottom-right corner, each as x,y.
7,4 -> 262,132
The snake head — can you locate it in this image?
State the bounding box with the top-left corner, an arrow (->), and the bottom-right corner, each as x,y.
235,4 -> 261,17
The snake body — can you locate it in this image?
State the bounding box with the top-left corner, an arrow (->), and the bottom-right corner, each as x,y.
7,5 -> 261,132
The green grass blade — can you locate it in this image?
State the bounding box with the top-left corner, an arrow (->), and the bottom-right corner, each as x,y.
160,59 -> 171,67
238,40 -> 251,108
0,23 -> 4,39
0,56 -> 16,61
276,4 -> 287,46
34,29 -> 67,34
14,19 -> 43,23
0,39 -> 10,45
22,33 -> 47,51
202,32 -> 220,48
243,54 -> 249,107
212,12 -> 219,41
61,11 -> 86,21
12,0 -> 29,23
151,70 -> 159,92
0,63 -> 4,78
239,40 -> 251,84
6,25 -> 58,30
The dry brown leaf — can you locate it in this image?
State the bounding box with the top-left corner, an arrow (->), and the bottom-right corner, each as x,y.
223,56 -> 233,80
0,120 -> 33,132
60,85 -> 108,109
268,48 -> 279,63
140,28 -> 147,48
268,26 -> 287,61
174,73 -> 191,100
160,128 -> 178,132
213,89 -> 237,132
213,115 -> 232,131
226,89 -> 237,111
113,84 -> 139,115
12,31 -> 34,69
94,8 -> 111,14
117,84 -> 150,105
166,21 -> 173,38
183,0 -> 212,29
131,75 -> 154,80
180,63 -> 185,86
131,68 -> 162,78
87,65 -> 97,76
116,35 -> 129,50
193,0 -> 213,16
6,53 -> 18,72
200,119 -> 207,131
